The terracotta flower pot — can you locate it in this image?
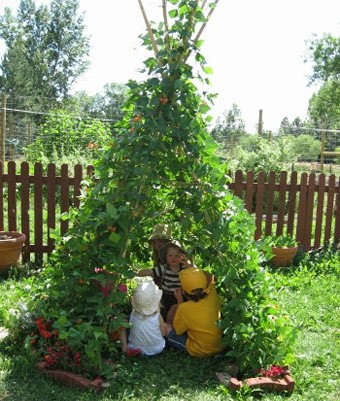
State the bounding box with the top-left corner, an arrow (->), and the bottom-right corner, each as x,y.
0,231 -> 26,271
271,246 -> 298,267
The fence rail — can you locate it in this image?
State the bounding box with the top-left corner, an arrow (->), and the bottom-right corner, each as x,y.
0,162 -> 339,264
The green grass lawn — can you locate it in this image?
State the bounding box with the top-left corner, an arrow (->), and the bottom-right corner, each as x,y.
0,248 -> 339,401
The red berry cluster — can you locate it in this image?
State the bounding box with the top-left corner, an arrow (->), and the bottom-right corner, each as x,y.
258,365 -> 290,378
31,317 -> 85,374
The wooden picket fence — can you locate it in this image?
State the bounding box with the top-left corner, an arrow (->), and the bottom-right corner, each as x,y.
0,161 -> 339,264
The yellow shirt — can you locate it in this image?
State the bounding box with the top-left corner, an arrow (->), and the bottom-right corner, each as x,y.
173,286 -> 223,357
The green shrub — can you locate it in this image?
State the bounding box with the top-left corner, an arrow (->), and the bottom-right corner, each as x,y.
230,137 -> 291,179
264,234 -> 298,248
24,109 -> 112,165
336,146 -> 340,164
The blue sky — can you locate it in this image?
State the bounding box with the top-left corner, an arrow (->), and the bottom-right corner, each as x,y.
1,0 -> 339,132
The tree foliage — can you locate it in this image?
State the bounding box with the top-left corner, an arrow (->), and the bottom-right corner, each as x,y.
278,116 -> 305,136
73,83 -> 128,125
305,33 -> 340,129
0,0 -> 90,101
31,0 -> 296,377
305,33 -> 340,85
24,109 -> 112,165
211,103 -> 247,154
291,134 -> 321,161
229,136 -> 293,179
308,80 -> 340,129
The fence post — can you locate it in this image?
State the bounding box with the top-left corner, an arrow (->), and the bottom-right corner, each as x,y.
0,94 -> 6,162
320,127 -> 326,173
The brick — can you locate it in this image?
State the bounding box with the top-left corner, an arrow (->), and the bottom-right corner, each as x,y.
217,371 -> 295,393
37,362 -> 103,391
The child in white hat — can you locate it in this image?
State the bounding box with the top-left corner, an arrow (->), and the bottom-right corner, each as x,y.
122,278 -> 167,356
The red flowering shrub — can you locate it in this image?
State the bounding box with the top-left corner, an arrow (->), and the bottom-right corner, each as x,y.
26,265 -> 130,380
29,317 -> 92,377
29,317 -> 59,351
44,344 -> 86,374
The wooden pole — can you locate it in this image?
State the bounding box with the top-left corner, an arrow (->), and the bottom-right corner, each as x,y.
320,127 -> 325,173
28,120 -> 32,145
9,112 -> 14,160
0,93 -> 6,162
258,109 -> 263,136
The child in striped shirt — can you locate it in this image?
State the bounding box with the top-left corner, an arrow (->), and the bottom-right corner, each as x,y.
138,240 -> 193,322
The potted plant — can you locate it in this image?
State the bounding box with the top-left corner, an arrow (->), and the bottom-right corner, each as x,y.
0,231 -> 26,271
264,234 -> 298,267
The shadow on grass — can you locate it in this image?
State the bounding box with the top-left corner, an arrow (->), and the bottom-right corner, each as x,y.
0,347 -> 229,401
111,348 -> 227,398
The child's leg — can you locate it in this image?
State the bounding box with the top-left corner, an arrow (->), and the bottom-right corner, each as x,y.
166,304 -> 178,324
161,293 -> 177,322
166,328 -> 188,352
119,327 -> 128,353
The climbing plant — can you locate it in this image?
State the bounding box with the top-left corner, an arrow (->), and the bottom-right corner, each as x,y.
32,0 -> 297,378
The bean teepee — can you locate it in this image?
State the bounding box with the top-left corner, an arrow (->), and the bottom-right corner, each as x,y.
39,0 -> 296,376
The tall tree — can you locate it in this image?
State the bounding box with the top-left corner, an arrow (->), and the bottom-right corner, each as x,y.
304,33 -> 340,130
0,0 -> 90,102
211,103 -> 246,154
278,116 -> 305,137
75,83 -> 128,124
305,33 -> 340,85
308,79 -> 340,130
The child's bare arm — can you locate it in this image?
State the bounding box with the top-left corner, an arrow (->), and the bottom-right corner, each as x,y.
174,288 -> 184,303
159,314 -> 167,336
137,268 -> 154,277
178,254 -> 193,267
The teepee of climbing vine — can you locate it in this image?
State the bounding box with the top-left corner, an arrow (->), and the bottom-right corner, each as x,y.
39,0 -> 297,376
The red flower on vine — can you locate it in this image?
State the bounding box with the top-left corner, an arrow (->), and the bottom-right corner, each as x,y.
93,268 -> 127,298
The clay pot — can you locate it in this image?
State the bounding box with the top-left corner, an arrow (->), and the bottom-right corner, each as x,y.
0,231 -> 26,271
271,246 -> 298,267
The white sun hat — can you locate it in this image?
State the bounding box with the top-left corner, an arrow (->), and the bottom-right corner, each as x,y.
131,278 -> 163,316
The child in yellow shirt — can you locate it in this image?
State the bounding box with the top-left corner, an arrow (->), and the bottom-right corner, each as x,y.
165,267 -> 223,357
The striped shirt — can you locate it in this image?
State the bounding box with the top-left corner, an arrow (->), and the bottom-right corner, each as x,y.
152,264 -> 185,294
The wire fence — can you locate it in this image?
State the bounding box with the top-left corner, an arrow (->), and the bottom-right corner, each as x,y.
1,93 -> 340,165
